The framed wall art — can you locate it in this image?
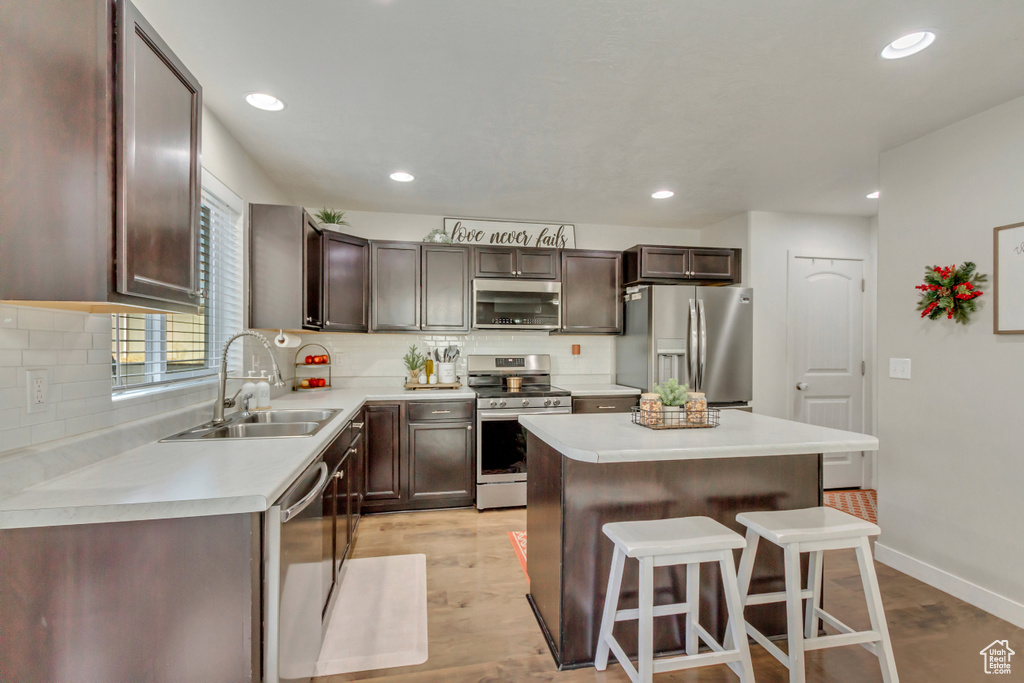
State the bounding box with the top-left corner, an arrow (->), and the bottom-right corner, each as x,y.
993,221 -> 1024,334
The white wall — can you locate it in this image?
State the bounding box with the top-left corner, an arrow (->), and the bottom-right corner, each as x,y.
746,211 -> 875,420
875,94 -> 1024,625
701,213 -> 751,285
0,108 -> 292,458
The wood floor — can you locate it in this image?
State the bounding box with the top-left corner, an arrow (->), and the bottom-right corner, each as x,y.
315,508 -> 1024,682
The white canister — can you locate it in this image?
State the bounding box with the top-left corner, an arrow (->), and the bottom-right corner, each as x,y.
437,362 -> 457,384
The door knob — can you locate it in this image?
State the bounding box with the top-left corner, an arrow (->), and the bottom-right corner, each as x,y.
796,382 -> 809,391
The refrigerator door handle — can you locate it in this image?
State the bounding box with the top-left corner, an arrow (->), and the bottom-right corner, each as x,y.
698,298 -> 707,390
688,298 -> 698,387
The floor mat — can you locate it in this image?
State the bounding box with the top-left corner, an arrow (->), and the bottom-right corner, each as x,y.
315,554 -> 428,676
507,530 -> 528,582
824,488 -> 878,524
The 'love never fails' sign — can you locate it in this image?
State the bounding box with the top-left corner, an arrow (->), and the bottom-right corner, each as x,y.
443,218 -> 575,249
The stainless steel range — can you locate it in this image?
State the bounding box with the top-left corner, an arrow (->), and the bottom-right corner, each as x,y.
468,354 -> 570,510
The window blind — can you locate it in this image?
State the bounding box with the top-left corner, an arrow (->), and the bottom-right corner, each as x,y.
111,184 -> 244,391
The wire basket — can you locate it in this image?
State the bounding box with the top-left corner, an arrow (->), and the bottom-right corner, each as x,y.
631,406 -> 720,430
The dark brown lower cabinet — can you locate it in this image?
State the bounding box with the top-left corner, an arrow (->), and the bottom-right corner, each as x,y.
362,400 -> 476,513
408,421 -> 475,508
362,403 -> 402,509
571,395 -> 639,414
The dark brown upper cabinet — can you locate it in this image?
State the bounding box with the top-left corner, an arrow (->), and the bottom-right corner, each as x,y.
421,245 -> 470,332
370,242 -> 421,332
623,245 -> 740,285
323,230 -> 369,332
115,0 -> 202,308
560,250 -> 623,334
371,241 -> 471,333
473,247 -> 560,280
249,205 -> 327,331
0,0 -> 202,314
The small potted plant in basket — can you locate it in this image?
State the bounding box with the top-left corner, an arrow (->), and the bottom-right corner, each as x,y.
402,345 -> 426,385
314,208 -> 351,230
653,378 -> 688,423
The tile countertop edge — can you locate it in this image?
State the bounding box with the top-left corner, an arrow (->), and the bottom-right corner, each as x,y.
519,411 -> 879,464
0,386 -> 477,529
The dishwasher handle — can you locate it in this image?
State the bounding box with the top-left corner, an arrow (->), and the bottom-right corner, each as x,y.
281,462 -> 329,523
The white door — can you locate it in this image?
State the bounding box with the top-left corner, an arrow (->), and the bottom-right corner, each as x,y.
788,256 -> 865,489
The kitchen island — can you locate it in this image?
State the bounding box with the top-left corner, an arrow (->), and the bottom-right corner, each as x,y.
519,409 -> 878,669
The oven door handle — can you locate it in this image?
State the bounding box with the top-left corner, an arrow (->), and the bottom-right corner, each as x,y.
478,408 -> 572,418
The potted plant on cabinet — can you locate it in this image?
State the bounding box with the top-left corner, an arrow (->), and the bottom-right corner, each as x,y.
314,208 -> 350,230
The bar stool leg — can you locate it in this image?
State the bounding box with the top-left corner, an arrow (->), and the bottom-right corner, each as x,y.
637,557 -> 655,683
685,562 -> 700,655
784,544 -> 806,683
855,538 -> 899,683
595,546 -> 626,671
804,549 -> 824,639
724,528 -> 759,651
719,551 -> 755,683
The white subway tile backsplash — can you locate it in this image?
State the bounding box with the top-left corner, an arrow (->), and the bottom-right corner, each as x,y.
51,312 -> 87,332
22,350 -> 58,366
2,426 -> 32,452
84,315 -> 111,334
58,349 -> 88,365
28,330 -> 65,350
17,308 -> 53,330
63,332 -> 94,349
62,380 -> 111,401
0,351 -> 22,366
0,306 -> 18,328
0,368 -> 17,388
64,415 -> 95,437
0,408 -> 20,430
87,350 -> 111,364
0,329 -> 30,349
31,421 -> 65,444
92,332 -> 110,349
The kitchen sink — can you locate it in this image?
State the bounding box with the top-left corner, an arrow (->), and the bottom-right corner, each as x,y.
162,409 -> 342,441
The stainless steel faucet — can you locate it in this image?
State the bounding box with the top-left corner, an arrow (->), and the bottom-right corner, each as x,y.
213,330 -> 286,424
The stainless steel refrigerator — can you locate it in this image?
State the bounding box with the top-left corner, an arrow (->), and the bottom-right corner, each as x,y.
616,286 -> 753,406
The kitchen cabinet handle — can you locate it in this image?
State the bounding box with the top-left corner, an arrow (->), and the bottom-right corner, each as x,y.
334,470 -> 345,481
306,316 -> 313,323
326,321 -> 332,326
345,447 -> 357,456
467,425 -> 473,431
431,410 -> 452,414
796,382 -> 809,391
351,422 -> 364,430
597,405 -> 616,410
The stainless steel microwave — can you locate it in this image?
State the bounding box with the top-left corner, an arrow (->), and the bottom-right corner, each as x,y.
472,279 -> 561,330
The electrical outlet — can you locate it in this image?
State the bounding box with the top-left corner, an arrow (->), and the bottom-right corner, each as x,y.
888,358 -> 911,380
26,369 -> 48,413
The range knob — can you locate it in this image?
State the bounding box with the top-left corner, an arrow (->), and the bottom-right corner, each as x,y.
552,398 -> 561,406
543,398 -> 552,407
522,399 -> 530,407
489,400 -> 498,407
499,399 -> 507,407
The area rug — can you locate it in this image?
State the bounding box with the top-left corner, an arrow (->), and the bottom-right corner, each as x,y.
507,530 -> 528,582
824,488 -> 878,524
314,554 -> 428,676
506,491 -> 877,581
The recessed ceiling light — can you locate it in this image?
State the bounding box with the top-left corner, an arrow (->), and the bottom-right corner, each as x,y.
881,31 -> 936,60
245,92 -> 285,111
390,172 -> 415,182
651,190 -> 674,199
867,191 -> 880,199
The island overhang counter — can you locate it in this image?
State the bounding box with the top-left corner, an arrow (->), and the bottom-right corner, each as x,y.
519,410 -> 879,670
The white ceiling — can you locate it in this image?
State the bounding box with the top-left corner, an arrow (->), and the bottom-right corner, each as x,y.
135,0 -> 1024,229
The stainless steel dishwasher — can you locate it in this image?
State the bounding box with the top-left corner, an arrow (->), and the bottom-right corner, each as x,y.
264,454 -> 332,683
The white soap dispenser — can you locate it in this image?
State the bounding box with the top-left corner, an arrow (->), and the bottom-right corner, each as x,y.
240,373 -> 257,413
256,372 -> 272,410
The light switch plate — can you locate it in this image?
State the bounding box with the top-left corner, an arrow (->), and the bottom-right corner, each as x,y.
889,358 -> 911,380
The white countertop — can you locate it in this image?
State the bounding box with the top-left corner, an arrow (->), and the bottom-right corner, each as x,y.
519,410 -> 878,464
558,383 -> 641,397
0,386 -> 476,529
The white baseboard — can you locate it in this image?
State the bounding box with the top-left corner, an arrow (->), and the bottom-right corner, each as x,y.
874,542 -> 1024,629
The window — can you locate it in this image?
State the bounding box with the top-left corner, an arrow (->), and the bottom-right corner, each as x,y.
111,174 -> 244,392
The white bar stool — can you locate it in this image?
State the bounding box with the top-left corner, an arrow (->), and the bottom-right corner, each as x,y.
595,516 -> 755,683
727,506 -> 898,683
